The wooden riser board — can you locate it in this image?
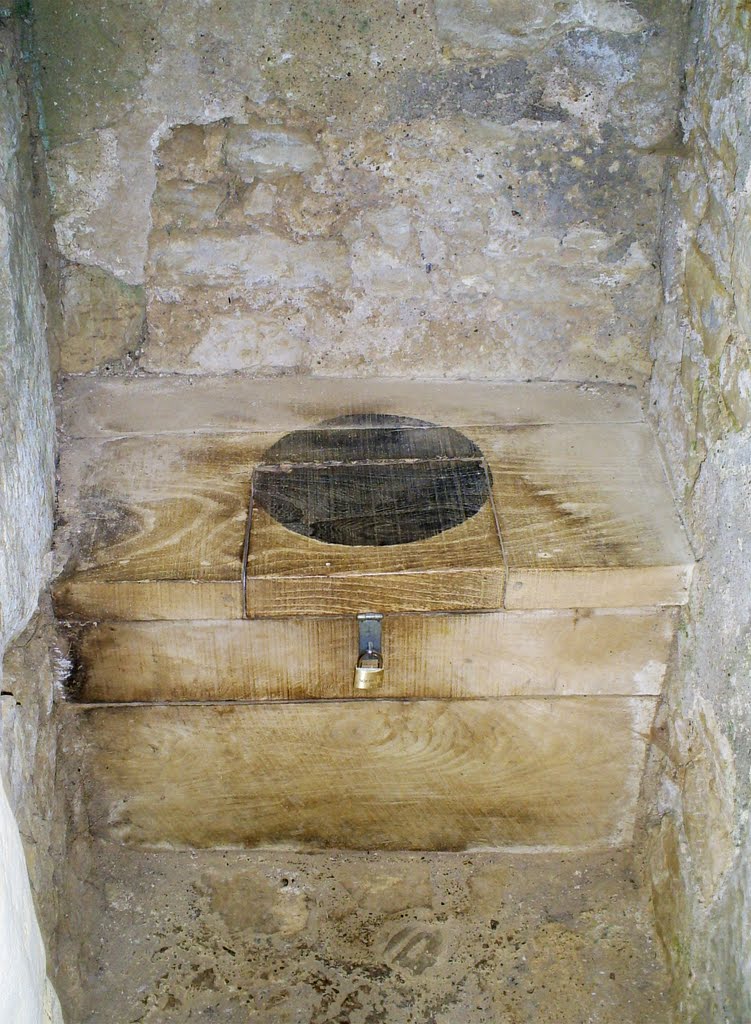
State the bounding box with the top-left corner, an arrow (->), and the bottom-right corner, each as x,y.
71,697 -> 657,851
67,608 -> 675,703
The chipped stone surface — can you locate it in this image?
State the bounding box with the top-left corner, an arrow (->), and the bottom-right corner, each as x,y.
0,21 -> 63,1024
0,610 -> 71,970
645,0 -> 751,1017
58,264 -> 144,373
33,0 -> 686,379
55,842 -> 669,1024
0,28 -> 55,647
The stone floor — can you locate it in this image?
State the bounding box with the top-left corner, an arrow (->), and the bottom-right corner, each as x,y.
55,843 -> 670,1024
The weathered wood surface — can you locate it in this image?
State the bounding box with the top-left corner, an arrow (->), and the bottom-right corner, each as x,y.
53,433 -> 269,620
473,423 -> 694,608
59,377 -> 643,439
68,608 -> 675,703
252,460 -> 490,546
53,382 -> 692,620
246,505 -> 505,616
256,417 -> 485,465
73,697 -> 658,850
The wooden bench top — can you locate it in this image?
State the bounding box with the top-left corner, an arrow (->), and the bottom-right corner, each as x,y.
53,377 -> 693,619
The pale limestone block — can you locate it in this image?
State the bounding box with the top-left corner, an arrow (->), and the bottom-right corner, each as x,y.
719,339 -> 751,428
150,181 -> 226,231
648,812 -> 691,981
169,308 -> 305,374
359,206 -> 414,252
157,123 -> 225,183
349,244 -> 431,300
435,0 -> 644,55
731,201 -> 751,342
48,121 -> 157,285
149,229 -> 350,291
243,183 -> 276,218
679,701 -> 736,904
143,293 -> 312,373
59,265 -> 144,373
435,0 -> 562,52
684,242 -> 734,361
224,124 -> 321,181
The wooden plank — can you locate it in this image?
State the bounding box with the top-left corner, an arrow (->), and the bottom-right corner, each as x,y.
54,579 -> 244,622
253,420 -> 486,465
53,388 -> 692,621
53,433 -> 267,620
59,376 -> 643,439
68,608 -> 675,703
246,504 -> 505,616
471,423 -> 694,608
248,568 -> 505,617
53,426 -> 506,620
73,697 -> 658,850
383,608 -> 673,699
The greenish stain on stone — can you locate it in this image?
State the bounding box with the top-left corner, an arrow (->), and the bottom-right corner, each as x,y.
32,0 -> 159,145
0,1 -> 32,22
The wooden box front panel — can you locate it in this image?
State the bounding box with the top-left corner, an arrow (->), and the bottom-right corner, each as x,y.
67,608 -> 675,703
71,697 -> 658,851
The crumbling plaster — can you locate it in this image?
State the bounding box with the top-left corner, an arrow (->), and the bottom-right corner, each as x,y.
645,0 -> 751,1017
34,0 -> 687,379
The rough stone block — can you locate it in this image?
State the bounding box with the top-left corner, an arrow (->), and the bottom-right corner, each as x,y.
224,123 -> 321,181
683,243 -> 733,362
59,264 -> 145,373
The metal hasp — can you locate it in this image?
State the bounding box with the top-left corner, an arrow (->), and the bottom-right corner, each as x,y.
354,613 -> 384,692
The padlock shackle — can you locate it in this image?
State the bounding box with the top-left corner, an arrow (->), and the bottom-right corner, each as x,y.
356,649 -> 383,669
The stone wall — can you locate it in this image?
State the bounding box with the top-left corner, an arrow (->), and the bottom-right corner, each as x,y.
0,15 -> 63,1024
645,0 -> 751,1018
34,0 -> 686,380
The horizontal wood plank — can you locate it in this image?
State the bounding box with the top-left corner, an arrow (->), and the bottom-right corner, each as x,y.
68,608 -> 676,703
247,568 -> 506,618
73,697 -> 658,850
53,433 -> 265,620
55,579 -> 244,622
246,499 -> 505,615
59,376 -> 643,439
473,423 -> 693,608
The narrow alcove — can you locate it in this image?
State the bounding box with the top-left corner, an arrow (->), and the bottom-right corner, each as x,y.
0,1 -> 749,1022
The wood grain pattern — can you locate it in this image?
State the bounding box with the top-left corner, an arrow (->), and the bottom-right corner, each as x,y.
472,423 -> 694,608
68,608 -> 676,703
256,418 -> 485,465
55,579 -> 244,622
73,697 -> 658,850
53,385 -> 692,622
53,433 -> 270,620
252,459 -> 490,546
59,377 -> 643,439
246,505 -> 505,616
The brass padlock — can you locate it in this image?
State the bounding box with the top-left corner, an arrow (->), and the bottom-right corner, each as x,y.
354,649 -> 384,692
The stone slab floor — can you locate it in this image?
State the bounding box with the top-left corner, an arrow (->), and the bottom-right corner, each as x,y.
55,844 -> 669,1024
